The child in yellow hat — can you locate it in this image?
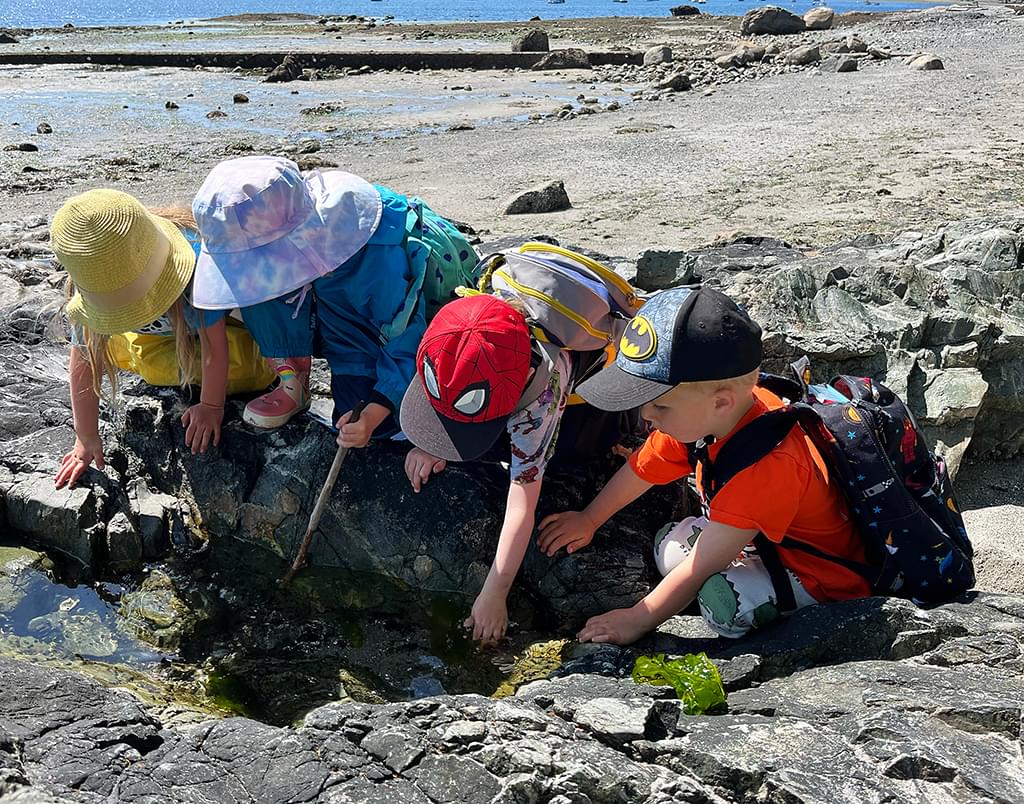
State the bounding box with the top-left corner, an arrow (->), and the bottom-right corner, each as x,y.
51,189 -> 274,489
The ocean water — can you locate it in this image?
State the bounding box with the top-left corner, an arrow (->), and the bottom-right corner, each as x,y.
1,0 -> 933,30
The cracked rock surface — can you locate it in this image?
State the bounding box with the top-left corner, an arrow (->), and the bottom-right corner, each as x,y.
2,593 -> 1022,802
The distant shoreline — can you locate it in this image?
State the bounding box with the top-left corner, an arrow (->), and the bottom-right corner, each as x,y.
0,3 -> 942,33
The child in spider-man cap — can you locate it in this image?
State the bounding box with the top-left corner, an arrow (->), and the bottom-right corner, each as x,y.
400,293 -> 582,644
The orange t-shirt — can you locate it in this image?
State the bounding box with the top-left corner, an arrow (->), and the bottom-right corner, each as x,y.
629,386 -> 871,603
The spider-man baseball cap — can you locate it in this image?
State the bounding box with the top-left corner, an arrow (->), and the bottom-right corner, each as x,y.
400,295 -> 533,461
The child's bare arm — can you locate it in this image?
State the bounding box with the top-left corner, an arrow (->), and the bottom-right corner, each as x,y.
466,478 -> 544,644
182,318 -> 228,454
578,520 -> 757,645
55,347 -> 104,488
538,460 -> 653,555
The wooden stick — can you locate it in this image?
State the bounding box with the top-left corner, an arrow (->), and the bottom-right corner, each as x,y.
281,400 -> 366,586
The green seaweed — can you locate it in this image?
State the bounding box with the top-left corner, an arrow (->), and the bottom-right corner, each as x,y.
631,652 -> 726,714
204,670 -> 258,717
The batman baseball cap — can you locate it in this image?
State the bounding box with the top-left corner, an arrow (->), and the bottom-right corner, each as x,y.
576,286 -> 763,411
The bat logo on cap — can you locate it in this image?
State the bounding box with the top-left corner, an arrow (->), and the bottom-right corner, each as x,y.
620,316 -> 657,361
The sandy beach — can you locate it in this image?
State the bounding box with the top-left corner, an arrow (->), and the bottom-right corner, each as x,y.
1,5 -> 1022,256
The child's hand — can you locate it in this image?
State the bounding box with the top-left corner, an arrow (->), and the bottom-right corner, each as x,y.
464,589 -> 508,645
538,510 -> 598,556
577,605 -> 653,646
336,402 -> 388,449
181,403 -> 223,455
54,435 -> 105,489
404,447 -> 447,492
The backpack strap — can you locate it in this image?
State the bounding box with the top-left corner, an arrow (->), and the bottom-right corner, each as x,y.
753,533 -> 798,613
512,340 -> 560,413
689,404 -> 878,607
699,408 -> 802,501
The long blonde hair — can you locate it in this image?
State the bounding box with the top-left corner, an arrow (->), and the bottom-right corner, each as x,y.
67,205 -> 200,402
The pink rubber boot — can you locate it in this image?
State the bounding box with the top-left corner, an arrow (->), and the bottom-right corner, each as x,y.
243,357 -> 311,429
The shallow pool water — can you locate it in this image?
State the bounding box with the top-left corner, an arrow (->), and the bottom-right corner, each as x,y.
0,540 -> 566,726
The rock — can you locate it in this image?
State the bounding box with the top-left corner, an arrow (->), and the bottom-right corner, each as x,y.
532,49 -> 591,71
3,475 -> 98,569
740,6 -> 806,35
784,44 -> 822,66
35,122 -> 53,135
442,720 -> 488,745
128,479 -> 180,559
447,122 -> 476,132
265,54 -> 302,83
504,180 -> 572,214
821,55 -> 859,73
653,70 -> 691,92
909,53 -> 944,71
164,101 -> 179,110
670,5 -> 701,15
836,33 -> 869,53
205,110 -> 227,119
0,31 -> 19,44
232,93 -> 249,104
714,44 -> 766,69
120,569 -> 216,650
2,143 -> 38,152
803,6 -> 834,30
572,697 -> 656,747
296,156 -> 339,171
105,511 -> 142,569
512,29 -> 549,53
643,45 -> 673,65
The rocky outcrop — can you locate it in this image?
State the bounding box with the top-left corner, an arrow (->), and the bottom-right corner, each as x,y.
2,592 -> 1022,802
633,220 -> 1024,475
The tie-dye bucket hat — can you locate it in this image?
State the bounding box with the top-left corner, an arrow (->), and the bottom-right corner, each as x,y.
190,155 -> 383,310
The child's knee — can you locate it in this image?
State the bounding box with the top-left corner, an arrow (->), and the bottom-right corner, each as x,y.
653,515 -> 710,576
696,573 -> 781,638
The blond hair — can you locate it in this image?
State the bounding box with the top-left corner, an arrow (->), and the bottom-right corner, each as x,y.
67,205 -> 200,402
686,367 -> 761,397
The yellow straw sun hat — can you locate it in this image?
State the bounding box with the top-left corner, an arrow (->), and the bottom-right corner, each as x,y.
51,189 -> 196,336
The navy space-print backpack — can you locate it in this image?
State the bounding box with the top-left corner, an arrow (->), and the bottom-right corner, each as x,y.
694,357 -> 974,606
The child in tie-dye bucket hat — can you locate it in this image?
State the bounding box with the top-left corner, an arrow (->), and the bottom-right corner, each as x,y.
190,155 -> 478,446
51,189 -> 276,490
